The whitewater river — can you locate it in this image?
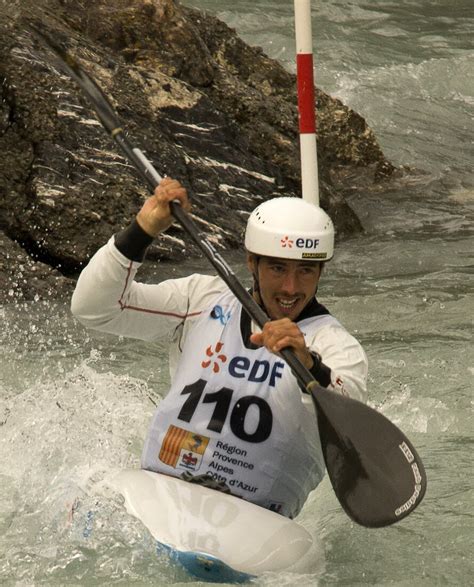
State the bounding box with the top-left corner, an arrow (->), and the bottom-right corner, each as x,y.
1,0 -> 472,585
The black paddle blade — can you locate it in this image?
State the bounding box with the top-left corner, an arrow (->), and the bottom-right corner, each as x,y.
312,387 -> 427,527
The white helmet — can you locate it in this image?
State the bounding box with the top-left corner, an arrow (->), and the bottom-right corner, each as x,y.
245,197 -> 335,261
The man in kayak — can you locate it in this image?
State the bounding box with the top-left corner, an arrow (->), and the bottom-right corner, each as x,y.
71,177 -> 368,518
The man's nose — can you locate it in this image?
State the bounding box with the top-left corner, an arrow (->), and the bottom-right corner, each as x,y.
280,270 -> 298,294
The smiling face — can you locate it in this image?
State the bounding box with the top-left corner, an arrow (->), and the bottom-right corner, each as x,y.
247,255 -> 322,321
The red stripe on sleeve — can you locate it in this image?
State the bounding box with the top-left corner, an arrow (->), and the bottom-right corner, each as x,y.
118,261 -> 202,319
120,304 -> 202,319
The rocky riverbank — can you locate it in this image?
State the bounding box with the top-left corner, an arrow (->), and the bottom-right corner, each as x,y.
0,0 -> 396,303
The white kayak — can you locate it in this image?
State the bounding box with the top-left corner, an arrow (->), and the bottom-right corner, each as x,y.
110,469 -> 317,582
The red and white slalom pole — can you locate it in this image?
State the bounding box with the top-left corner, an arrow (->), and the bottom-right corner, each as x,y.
294,0 -> 319,206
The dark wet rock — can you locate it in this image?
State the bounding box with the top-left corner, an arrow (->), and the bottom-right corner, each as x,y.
0,0 -> 396,300
0,231 -> 74,304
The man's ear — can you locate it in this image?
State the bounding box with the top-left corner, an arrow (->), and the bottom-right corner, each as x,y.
246,253 -> 257,273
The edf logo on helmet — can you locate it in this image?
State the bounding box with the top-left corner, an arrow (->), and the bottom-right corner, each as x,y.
280,236 -> 320,249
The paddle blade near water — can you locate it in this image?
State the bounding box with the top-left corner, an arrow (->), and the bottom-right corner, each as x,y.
312,387 -> 427,528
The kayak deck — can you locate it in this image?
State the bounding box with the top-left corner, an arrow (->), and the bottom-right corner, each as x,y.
111,469 -> 315,581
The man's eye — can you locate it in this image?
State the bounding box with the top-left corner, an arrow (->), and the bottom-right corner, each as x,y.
298,267 -> 318,278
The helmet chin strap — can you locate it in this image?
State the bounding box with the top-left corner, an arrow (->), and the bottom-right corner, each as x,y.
251,256 -> 270,315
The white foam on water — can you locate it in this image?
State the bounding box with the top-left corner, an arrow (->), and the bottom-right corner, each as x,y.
0,355 -> 183,583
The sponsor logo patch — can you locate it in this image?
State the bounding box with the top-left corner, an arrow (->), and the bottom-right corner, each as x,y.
281,236 -> 323,252
228,356 -> 284,387
210,305 -> 231,325
201,342 -> 227,373
302,252 -> 327,259
159,425 -> 209,471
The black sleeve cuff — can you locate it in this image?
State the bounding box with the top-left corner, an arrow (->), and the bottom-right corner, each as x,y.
308,351 -> 332,388
114,219 -> 155,262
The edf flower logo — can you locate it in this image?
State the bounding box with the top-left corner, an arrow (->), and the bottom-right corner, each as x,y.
281,236 -> 294,248
201,342 -> 227,373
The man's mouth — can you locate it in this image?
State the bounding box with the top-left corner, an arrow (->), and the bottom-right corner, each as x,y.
276,297 -> 300,311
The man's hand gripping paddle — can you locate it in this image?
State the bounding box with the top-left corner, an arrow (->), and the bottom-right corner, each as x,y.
32,28 -> 427,527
